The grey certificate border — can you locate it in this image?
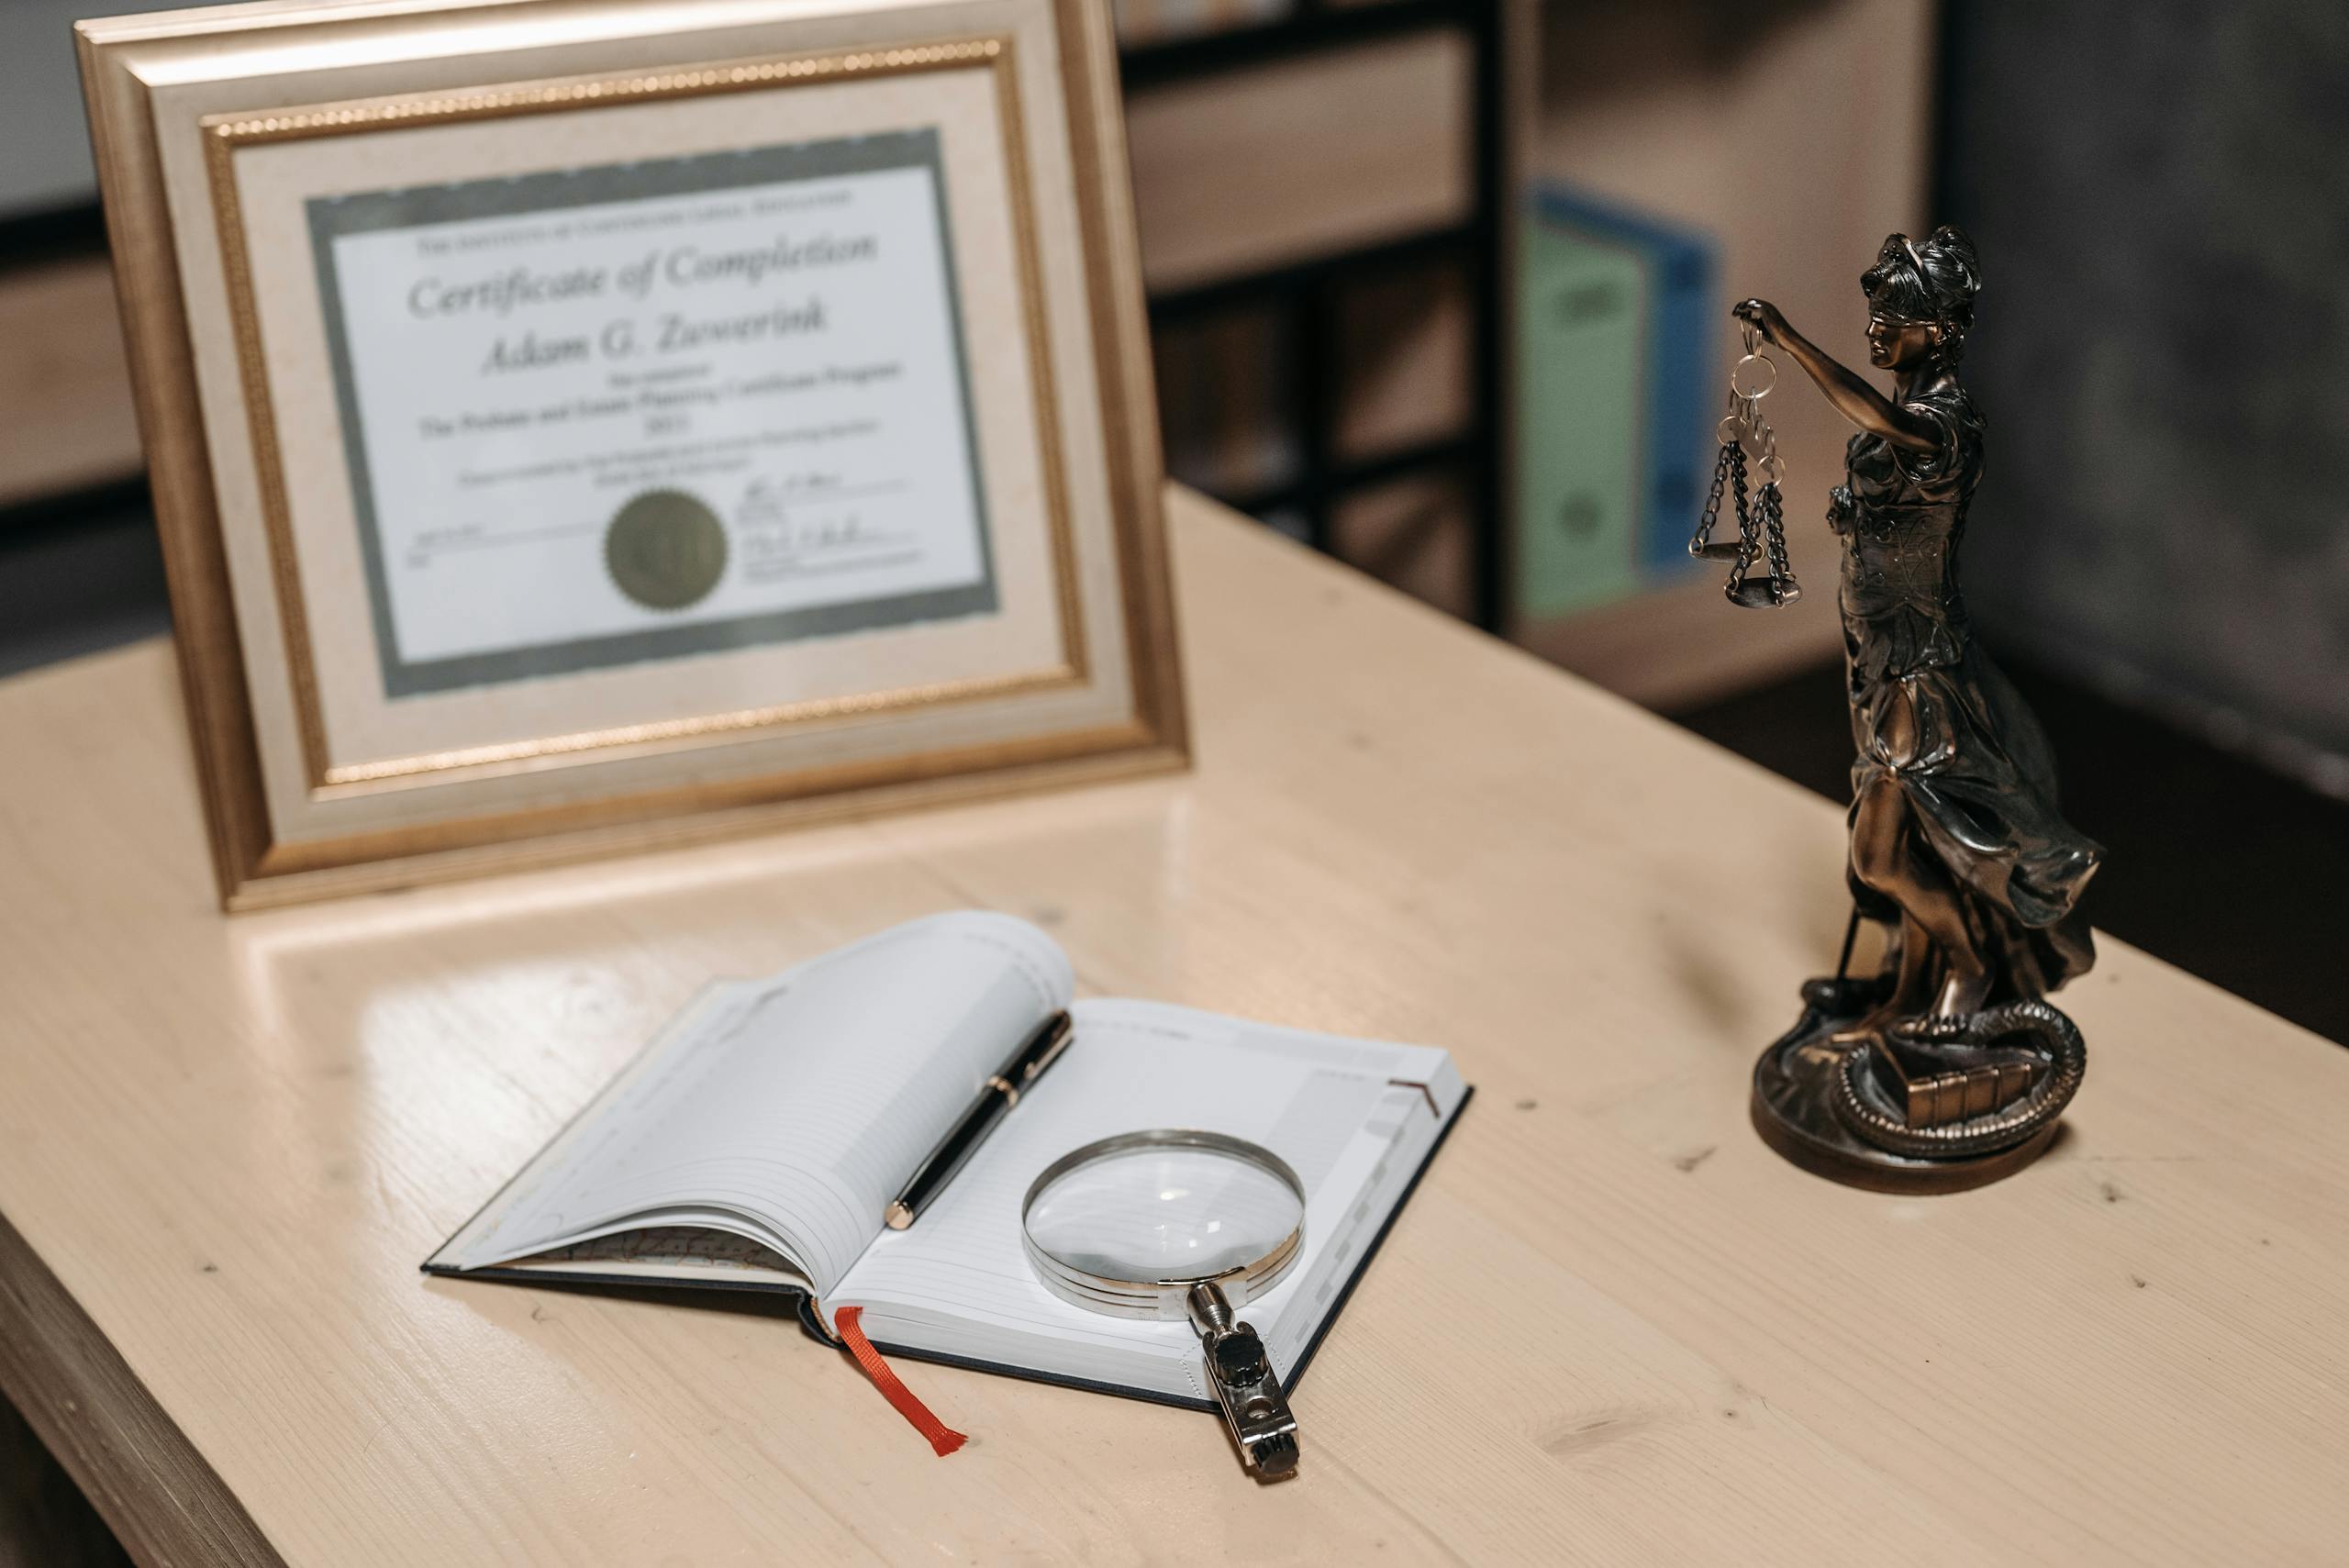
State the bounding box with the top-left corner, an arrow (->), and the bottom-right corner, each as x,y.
306,128 -> 997,701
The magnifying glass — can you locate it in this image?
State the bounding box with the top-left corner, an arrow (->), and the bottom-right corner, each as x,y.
1021,1129 -> 1306,1477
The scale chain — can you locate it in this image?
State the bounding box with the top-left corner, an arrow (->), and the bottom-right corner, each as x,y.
1690,384 -> 1744,562
1760,484 -> 1793,593
1689,320 -> 1802,609
1722,440 -> 1753,598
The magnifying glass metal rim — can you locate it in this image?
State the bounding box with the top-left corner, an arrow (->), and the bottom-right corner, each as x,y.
1019,1128 -> 1307,1319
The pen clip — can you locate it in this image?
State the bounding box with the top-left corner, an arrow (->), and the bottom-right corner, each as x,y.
1020,1011 -> 1074,1085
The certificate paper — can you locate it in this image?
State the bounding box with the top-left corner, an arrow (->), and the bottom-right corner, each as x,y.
308,129 -> 995,699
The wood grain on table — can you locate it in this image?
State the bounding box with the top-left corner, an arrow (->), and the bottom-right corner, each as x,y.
0,487 -> 2343,1565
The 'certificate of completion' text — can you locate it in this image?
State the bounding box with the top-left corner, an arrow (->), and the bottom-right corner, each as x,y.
309,128 -> 994,698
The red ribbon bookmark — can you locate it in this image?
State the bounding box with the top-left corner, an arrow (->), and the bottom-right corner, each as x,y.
834,1306 -> 968,1456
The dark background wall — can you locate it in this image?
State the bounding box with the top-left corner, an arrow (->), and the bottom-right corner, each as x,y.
1939,0 -> 2349,790
1673,0 -> 2349,1051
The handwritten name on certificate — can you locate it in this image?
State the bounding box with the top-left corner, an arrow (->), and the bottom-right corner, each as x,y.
308,129 -> 995,698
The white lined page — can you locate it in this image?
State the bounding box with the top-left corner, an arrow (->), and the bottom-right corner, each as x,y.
829,999 -> 1460,1399
441,913 -> 1071,1297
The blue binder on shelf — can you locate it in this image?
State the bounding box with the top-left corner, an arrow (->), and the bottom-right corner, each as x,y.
1517,186 -> 1717,621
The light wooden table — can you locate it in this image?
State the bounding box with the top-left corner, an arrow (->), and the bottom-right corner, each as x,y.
2,487 -> 2344,1566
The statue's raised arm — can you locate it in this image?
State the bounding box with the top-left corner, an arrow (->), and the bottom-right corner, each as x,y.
1731,296 -> 1943,455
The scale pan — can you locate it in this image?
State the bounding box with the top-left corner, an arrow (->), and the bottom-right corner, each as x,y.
1726,577 -> 1802,609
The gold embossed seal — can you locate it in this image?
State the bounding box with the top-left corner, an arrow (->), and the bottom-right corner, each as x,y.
605,489 -> 728,610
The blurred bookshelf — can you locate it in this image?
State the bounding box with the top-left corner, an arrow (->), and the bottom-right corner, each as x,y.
0,0 -> 1932,706
1111,0 -> 1295,48
0,0 -> 156,517
1120,0 -> 1938,693
1119,0 -> 1515,628
1508,0 -> 1936,708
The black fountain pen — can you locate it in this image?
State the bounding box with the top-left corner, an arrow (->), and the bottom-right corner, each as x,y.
885,1010 -> 1074,1229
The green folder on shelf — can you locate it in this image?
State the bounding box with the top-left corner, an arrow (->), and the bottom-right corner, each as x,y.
1516,189 -> 1716,622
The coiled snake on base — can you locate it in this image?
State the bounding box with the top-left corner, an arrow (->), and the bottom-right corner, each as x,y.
1831,998 -> 2087,1160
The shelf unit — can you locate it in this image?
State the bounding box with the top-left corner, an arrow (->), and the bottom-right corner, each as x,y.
1509,0 -> 1938,710
1119,0 -> 1515,630
0,0 -> 1932,711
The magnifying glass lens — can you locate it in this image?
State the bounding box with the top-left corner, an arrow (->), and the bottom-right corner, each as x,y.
1020,1131 -> 1308,1477
1024,1144 -> 1301,1283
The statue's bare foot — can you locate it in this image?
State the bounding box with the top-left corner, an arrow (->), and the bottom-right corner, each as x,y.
1830,965 -> 1937,1049
1828,1008 -> 1895,1049
1932,962 -> 1990,1023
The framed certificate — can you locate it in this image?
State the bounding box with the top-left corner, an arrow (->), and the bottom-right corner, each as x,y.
79,0 -> 1185,908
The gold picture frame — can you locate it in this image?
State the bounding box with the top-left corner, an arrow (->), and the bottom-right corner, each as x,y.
78,0 -> 1186,910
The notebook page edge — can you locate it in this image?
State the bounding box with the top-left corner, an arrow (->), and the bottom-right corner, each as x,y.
423,977 -> 751,1273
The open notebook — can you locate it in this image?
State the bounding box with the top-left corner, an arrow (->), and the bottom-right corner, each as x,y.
427,912 -> 1470,1408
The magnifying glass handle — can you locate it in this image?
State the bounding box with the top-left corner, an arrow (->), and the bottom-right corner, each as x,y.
1186,1283 -> 1300,1478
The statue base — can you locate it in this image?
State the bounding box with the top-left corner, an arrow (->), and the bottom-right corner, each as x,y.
1750,978 -> 2078,1194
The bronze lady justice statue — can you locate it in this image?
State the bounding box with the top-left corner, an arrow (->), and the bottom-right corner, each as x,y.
1724,228 -> 2100,1190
